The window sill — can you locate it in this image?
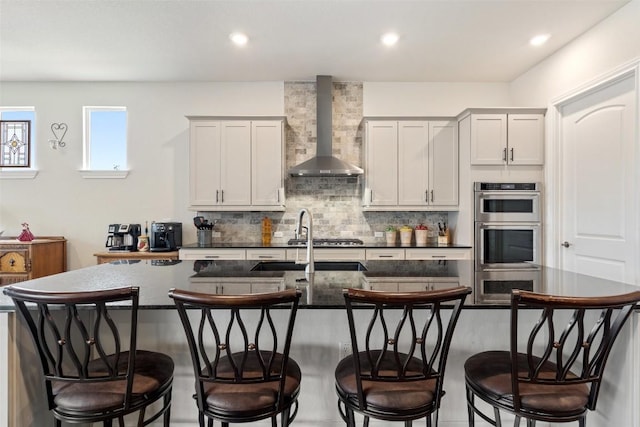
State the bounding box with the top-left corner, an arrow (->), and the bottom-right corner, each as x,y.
0,169 -> 39,179
78,170 -> 129,179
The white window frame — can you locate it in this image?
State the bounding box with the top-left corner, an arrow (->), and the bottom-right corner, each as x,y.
0,106 -> 38,179
81,106 -> 129,179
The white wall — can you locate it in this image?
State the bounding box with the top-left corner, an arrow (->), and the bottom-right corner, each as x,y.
510,0 -> 640,105
363,82 -> 512,116
0,82 -> 284,269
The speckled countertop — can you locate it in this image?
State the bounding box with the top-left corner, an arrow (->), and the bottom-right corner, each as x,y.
2,260 -> 638,311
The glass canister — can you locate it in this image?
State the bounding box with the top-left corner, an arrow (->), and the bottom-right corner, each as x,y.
261,217 -> 272,246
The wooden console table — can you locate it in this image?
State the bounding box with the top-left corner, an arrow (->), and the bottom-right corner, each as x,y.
94,251 -> 179,264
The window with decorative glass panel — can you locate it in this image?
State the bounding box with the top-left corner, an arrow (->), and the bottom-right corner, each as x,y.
0,108 -> 35,168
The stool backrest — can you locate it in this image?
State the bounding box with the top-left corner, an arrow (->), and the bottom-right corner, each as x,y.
510,289 -> 640,412
3,286 -> 139,412
342,286 -> 471,411
169,288 -> 302,413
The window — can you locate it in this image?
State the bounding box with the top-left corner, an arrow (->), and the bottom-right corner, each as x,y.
82,106 -> 128,178
0,108 -> 35,169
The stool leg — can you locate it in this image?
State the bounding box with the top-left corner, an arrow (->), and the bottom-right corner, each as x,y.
494,407 -> 502,427
280,407 -> 291,427
465,385 -> 475,427
163,390 -> 172,427
526,418 -> 535,427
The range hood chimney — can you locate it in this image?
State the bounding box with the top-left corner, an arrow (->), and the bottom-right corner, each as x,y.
288,75 -> 363,177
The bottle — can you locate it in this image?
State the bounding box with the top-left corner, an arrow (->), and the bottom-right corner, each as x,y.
261,217 -> 272,246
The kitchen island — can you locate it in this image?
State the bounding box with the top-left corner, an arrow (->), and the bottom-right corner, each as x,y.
1,260 -> 639,426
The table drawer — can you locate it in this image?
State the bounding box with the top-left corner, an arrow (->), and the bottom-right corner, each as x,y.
179,249 -> 246,261
246,249 -> 287,261
365,249 -> 405,260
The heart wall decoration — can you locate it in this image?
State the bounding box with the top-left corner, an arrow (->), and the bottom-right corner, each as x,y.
49,122 -> 68,149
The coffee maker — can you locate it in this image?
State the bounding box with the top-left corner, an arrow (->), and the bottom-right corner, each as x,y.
149,222 -> 182,252
105,224 -> 141,252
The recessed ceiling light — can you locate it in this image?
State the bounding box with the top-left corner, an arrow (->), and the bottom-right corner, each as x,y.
530,34 -> 550,47
229,32 -> 249,46
381,32 -> 399,47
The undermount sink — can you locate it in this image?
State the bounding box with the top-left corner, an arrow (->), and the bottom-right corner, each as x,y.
250,261 -> 367,272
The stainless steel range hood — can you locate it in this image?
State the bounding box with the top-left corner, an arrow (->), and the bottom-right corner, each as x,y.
288,75 -> 363,177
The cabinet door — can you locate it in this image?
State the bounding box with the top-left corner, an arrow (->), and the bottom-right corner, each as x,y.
470,114 -> 507,165
507,114 -> 544,165
365,121 -> 398,206
398,121 -> 429,206
429,121 -> 458,206
220,121 -> 252,206
251,121 -> 284,206
190,121 -> 221,206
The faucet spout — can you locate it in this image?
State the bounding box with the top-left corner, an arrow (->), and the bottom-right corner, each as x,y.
295,208 -> 314,275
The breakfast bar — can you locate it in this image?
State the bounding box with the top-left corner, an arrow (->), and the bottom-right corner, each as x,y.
2,260 -> 639,426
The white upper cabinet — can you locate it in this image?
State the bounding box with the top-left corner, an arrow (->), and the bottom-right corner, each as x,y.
188,117 -> 285,211
469,111 -> 545,166
364,119 -> 458,210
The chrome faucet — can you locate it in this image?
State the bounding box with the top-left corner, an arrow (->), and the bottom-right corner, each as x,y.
295,208 -> 314,275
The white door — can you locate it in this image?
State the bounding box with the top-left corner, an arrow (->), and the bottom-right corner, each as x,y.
559,73 -> 637,283
220,121 -> 251,206
251,120 -> 283,206
366,121 -> 398,206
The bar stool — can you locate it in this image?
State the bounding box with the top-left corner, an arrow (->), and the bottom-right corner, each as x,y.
3,286 -> 174,426
169,288 -> 302,427
335,286 -> 471,427
464,289 -> 640,427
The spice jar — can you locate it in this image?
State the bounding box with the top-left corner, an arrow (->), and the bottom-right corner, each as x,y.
261,217 -> 272,246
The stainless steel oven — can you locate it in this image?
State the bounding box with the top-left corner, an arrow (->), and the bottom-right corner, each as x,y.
475,222 -> 542,270
474,182 -> 542,271
474,182 -> 541,222
475,269 -> 542,304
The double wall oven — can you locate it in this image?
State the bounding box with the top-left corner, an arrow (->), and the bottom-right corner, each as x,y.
474,182 -> 542,302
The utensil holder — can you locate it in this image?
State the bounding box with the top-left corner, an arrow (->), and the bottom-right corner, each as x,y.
198,230 -> 213,247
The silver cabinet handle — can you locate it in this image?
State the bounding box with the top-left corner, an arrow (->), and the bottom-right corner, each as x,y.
510,147 -> 514,161
431,255 -> 447,258
379,255 -> 394,258
258,255 -> 274,259
561,241 -> 572,248
216,190 -> 219,203
425,190 -> 428,202
204,255 -> 219,259
503,148 -> 507,162
430,190 -> 434,203
221,190 -> 224,203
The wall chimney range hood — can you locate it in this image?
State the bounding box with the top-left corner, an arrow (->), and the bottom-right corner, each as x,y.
288,75 -> 363,177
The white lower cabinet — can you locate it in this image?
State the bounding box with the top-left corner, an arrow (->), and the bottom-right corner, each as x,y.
189,277 -> 284,294
245,249 -> 287,261
363,277 -> 460,292
404,248 -> 471,260
179,249 -> 246,261
365,249 -> 405,260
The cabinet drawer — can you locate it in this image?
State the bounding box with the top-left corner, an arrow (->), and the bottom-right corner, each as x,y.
286,248 -> 366,261
179,249 -> 246,261
365,249 -> 405,260
246,249 -> 287,261
404,249 -> 471,260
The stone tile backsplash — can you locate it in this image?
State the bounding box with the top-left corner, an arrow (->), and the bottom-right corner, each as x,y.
199,80 -> 449,244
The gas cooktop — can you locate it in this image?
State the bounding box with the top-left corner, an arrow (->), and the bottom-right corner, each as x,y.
287,238 -> 364,246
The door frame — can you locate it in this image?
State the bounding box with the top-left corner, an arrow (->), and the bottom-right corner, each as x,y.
545,59 -> 640,279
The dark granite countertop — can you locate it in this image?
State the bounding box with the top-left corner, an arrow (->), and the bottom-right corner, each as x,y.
2,260 -> 638,311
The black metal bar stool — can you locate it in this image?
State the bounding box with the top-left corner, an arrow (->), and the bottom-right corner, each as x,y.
464,289 -> 640,427
335,286 -> 471,427
169,287 -> 302,427
3,285 -> 174,426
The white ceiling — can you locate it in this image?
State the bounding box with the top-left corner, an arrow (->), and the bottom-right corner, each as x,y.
0,0 -> 631,83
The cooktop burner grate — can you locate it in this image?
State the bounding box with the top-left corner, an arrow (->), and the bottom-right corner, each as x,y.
287,238 -> 364,246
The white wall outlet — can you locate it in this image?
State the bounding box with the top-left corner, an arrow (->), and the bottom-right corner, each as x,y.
212,231 -> 221,238
273,231 -> 283,238
340,230 -> 354,237
374,231 -> 383,238
338,341 -> 352,360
